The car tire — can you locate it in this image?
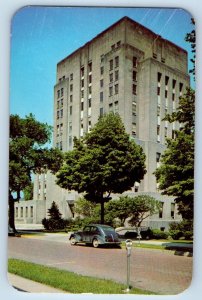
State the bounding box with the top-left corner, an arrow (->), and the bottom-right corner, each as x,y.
92,238 -> 99,248
70,236 -> 77,245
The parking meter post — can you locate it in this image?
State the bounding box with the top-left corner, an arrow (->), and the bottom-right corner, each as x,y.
125,239 -> 133,293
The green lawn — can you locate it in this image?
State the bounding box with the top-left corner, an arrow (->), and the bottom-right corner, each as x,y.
8,258 -> 156,294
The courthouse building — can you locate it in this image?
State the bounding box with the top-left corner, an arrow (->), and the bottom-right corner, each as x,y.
15,16 -> 189,229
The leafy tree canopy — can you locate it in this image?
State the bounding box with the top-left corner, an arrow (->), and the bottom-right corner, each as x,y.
9,114 -> 64,231
56,113 -> 146,223
105,195 -> 160,227
155,19 -> 195,221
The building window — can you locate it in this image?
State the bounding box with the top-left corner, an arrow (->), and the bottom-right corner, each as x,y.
172,79 -> 176,89
69,122 -> 72,134
100,92 -> 103,102
81,101 -> 84,111
109,103 -> 113,112
70,95 -> 73,102
156,152 -> 161,168
109,73 -> 113,83
81,79 -> 84,88
81,90 -> 84,99
132,101 -> 136,116
165,76 -> 169,86
69,136 -> 72,148
57,90 -> 60,98
88,62 -> 92,72
88,98 -> 91,108
81,66 -> 84,77
57,100 -> 60,109
61,88 -> 64,97
57,111 -> 59,119
69,106 -> 72,115
159,202 -> 163,218
60,99 -> 63,107
21,207 -> 23,218
100,66 -> 104,75
157,86 -> 160,96
117,40 -> 121,47
109,86 -> 113,96
157,125 -> 160,135
165,127 -> 168,138
133,56 -> 137,68
157,105 -> 161,116
26,207 -> 28,218
115,84 -> 119,94
115,70 -> 119,81
132,123 -> 136,136
132,84 -> 137,95
88,121 -> 91,132
57,125 -> 59,136
109,59 -> 113,71
157,72 -> 162,83
70,84 -> 73,92
172,93 -> 175,101
70,73 -> 73,80
60,141 -> 63,150
60,109 -> 63,118
165,90 -> 168,98
100,107 -> 104,117
100,55 -> 104,64
88,86 -> 92,94
30,206 -> 33,218
111,44 -> 115,51
179,82 -> 183,93
100,79 -> 103,88
171,203 -> 175,219
133,71 -> 137,82
114,101 -> 119,114
89,74 -> 92,84
115,56 -> 119,68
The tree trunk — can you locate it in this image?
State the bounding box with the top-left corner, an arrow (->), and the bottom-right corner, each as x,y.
9,192 -> 17,233
100,198 -> 105,224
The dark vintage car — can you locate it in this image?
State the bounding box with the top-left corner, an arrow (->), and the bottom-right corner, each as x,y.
69,224 -> 121,248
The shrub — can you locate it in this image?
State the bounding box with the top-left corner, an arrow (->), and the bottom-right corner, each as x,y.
151,229 -> 169,240
169,229 -> 183,240
42,201 -> 70,231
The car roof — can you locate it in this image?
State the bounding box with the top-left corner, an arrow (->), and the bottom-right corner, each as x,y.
87,224 -> 114,229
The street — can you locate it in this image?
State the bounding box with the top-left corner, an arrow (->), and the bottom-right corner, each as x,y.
8,235 -> 193,295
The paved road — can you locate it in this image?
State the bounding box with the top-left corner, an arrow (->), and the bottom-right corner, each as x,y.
8,235 -> 192,295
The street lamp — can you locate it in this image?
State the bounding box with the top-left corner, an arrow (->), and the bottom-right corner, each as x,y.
125,239 -> 133,292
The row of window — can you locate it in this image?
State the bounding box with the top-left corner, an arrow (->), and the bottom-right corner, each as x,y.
157,72 -> 183,92
16,206 -> 34,218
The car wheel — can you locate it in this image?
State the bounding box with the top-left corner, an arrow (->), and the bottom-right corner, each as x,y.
70,236 -> 77,245
92,238 -> 99,248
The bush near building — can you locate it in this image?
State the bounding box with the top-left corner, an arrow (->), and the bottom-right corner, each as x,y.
42,201 -> 70,231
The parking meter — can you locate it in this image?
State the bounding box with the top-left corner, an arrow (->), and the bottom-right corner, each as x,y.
125,239 -> 133,292
125,239 -> 133,256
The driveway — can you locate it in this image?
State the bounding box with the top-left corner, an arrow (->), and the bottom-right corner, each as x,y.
8,234 -> 193,295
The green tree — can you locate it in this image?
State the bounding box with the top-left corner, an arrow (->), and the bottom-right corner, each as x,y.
23,183 -> 33,200
74,197 -> 98,218
9,114 -> 64,232
42,201 -> 68,231
56,113 -> 146,224
155,19 -> 195,221
105,195 -> 160,227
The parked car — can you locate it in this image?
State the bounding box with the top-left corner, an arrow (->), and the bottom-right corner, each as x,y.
69,224 -> 121,248
115,226 -> 152,240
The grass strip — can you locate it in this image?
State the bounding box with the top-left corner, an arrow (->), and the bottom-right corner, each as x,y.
8,258 -> 155,294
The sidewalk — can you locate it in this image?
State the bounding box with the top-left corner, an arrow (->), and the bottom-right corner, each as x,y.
8,273 -> 67,293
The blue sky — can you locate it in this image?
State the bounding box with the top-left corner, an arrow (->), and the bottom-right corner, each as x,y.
10,6 -> 195,129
